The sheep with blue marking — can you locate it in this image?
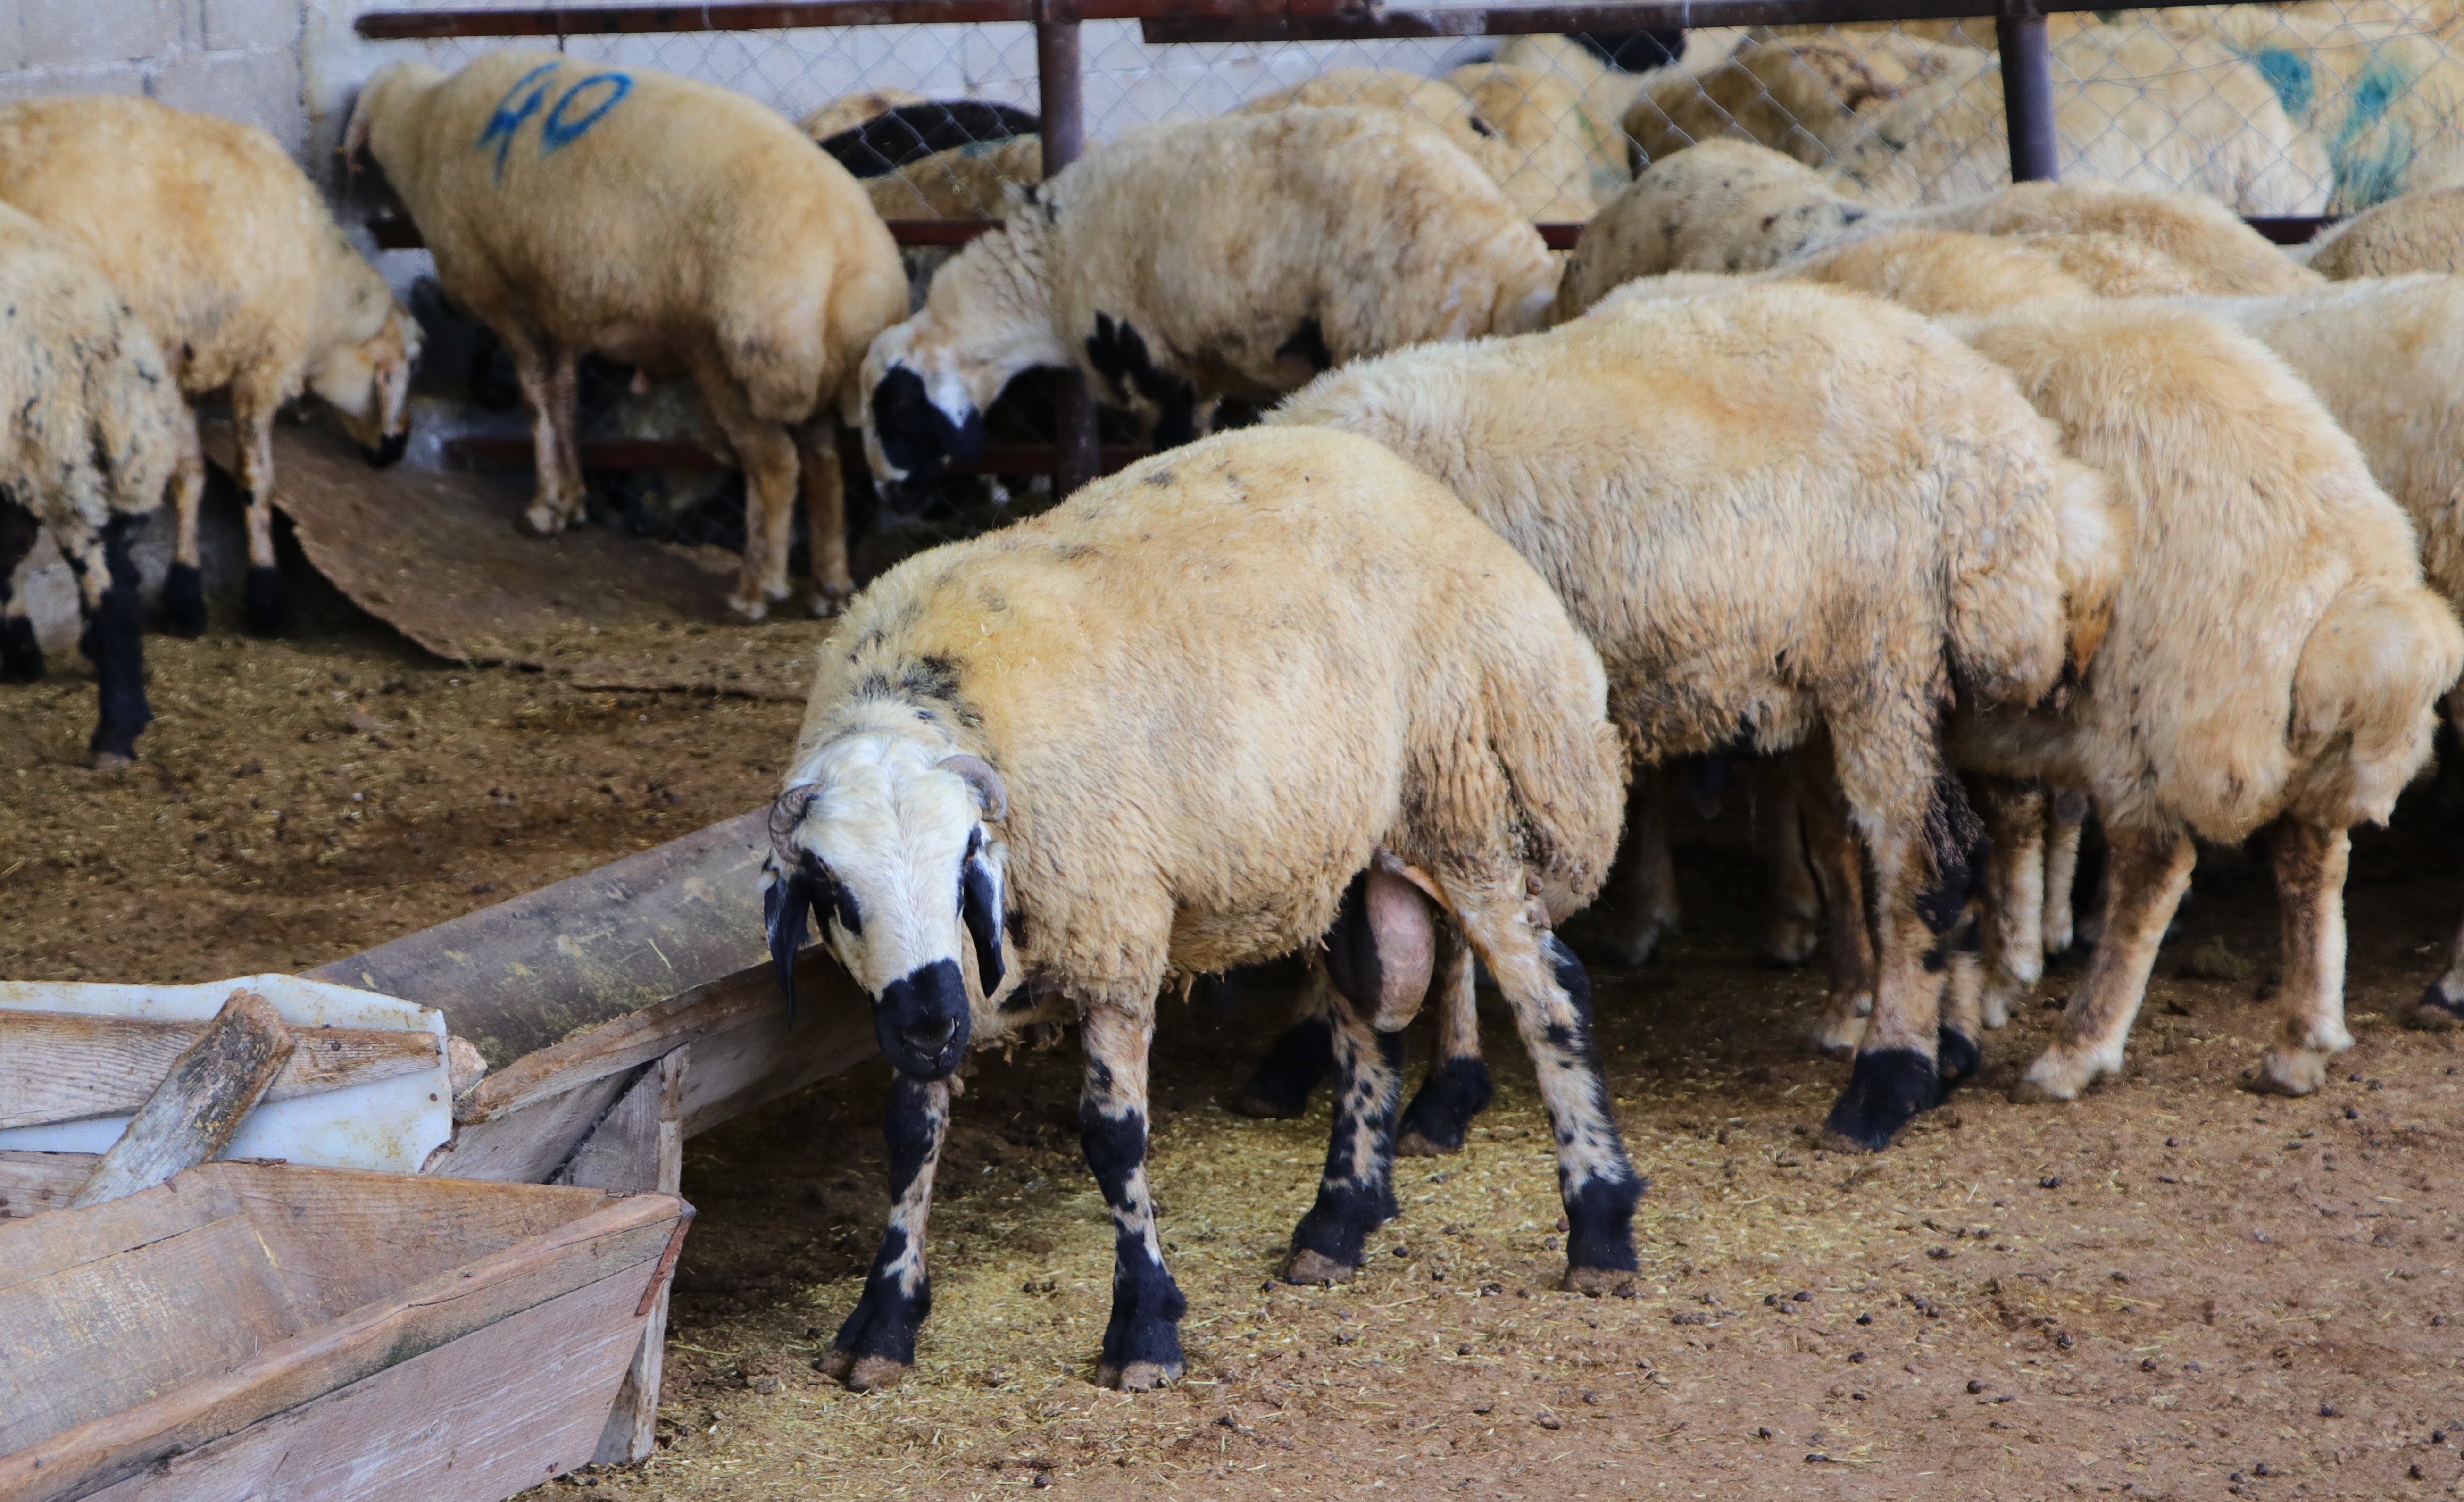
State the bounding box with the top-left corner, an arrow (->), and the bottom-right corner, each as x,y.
765,424 -> 1638,1390
346,50 -> 907,619
856,107 -> 1557,504
1265,283 -> 2122,1151
0,94 -> 420,638
0,204 -> 189,768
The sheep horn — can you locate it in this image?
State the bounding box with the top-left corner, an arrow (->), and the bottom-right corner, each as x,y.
939,754 -> 1007,821
766,783 -> 820,869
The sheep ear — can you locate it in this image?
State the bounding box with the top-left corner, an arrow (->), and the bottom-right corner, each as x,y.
960,846 -> 1006,999
341,93 -> 376,174
763,862 -> 814,1023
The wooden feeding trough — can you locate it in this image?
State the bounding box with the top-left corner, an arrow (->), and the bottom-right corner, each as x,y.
0,1155 -> 690,1502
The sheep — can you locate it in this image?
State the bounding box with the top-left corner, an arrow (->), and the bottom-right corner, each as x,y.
1263,283 -> 2122,1151
2304,185 -> 2464,276
1626,27 -> 2326,214
1237,68 -> 1594,222
0,205 -> 189,768
799,87 -> 926,144
1940,301 -> 2462,1100
764,424 -> 1639,1390
860,135 -> 1045,225
1553,139 -> 2318,320
2210,14 -> 2464,211
346,50 -> 908,619
856,107 -> 1557,503
0,94 -> 421,638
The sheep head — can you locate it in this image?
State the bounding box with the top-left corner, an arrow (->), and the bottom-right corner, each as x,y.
763,733 -> 1011,1080
312,301 -> 423,469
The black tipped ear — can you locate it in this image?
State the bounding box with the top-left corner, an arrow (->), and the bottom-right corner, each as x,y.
960,850 -> 1005,999
765,866 -> 814,1022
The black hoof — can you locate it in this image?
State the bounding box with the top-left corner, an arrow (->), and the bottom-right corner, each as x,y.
830,1278 -> 929,1376
242,565 -> 292,637
0,615 -> 42,683
160,562 -> 208,638
1098,1265 -> 1187,1380
2405,981 -> 2464,1031
1822,1047 -> 1942,1152
1936,1026 -> 1982,1084
1232,1015 -> 1332,1118
1395,1056 -> 1493,1155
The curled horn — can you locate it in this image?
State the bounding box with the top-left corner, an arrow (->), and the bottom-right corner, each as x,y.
939,754 -> 1007,821
762,785 -> 823,1021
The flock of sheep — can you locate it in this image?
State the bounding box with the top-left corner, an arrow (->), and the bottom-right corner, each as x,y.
8,18 -> 2464,1399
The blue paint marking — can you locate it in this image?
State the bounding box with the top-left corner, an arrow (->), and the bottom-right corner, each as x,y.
2250,47 -> 2314,119
541,72 -> 632,152
2334,55 -> 2421,209
475,60 -> 562,183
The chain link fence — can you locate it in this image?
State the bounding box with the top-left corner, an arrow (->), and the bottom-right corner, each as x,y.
357,1 -> 2464,558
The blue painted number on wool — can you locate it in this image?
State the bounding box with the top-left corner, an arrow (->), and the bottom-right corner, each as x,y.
474,62 -> 633,183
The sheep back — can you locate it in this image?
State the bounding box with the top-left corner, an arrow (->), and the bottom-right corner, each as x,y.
794,426 -> 1622,994
2305,186 -> 2464,277
355,52 -> 905,420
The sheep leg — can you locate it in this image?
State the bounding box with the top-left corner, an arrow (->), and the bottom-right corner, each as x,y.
1587,763 -> 1678,967
0,493 -> 42,683
1397,925 -> 1492,1156
1080,999 -> 1186,1390
2413,694 -> 2464,1028
1754,757 -> 1823,967
1449,887 -> 1644,1295
1282,961 -> 1405,1285
1976,776 -> 2048,1029
56,512 -> 152,768
508,339 -> 585,538
2042,789 -> 2088,955
796,420 -> 854,617
159,418 -> 209,638
230,382 -> 291,637
2255,818 -> 2355,1097
817,1074 -> 949,1391
697,375 -> 799,622
1823,766 -> 1985,1152
1799,747 -> 1876,1058
1230,976 -> 1333,1118
2012,821 -> 2195,1103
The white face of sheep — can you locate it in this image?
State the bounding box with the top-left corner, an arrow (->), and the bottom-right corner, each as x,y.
763,737 -> 1009,1080
312,305 -> 422,470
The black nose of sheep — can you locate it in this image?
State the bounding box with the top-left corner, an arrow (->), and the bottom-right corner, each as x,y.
877,958 -> 973,1078
366,430 -> 409,469
872,367 -> 985,492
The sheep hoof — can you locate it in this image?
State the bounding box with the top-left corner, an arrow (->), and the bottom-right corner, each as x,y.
83,749 -> 136,772
1280,1247 -> 1356,1286
1394,1131 -> 1445,1158
0,617 -> 43,683
159,563 -> 207,639
810,584 -> 852,618
1820,1046 -> 1940,1151
2009,1049 -> 2092,1104
1395,1056 -> 1491,1154
843,1354 -> 911,1391
1560,1265 -> 1636,1298
242,566 -> 292,638
1808,1011 -> 1866,1059
1936,1026 -> 1982,1083
1754,914 -> 1820,969
726,593 -> 771,623
1096,1359 -> 1181,1391
516,503 -> 566,537
811,1346 -> 854,1381
2251,1049 -> 2327,1097
2403,982 -> 2464,1031
1231,1016 -> 1332,1118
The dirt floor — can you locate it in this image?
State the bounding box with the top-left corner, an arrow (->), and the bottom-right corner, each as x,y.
6,594 -> 2464,1502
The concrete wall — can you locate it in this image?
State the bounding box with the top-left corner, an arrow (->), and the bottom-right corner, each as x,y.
0,0 -> 310,154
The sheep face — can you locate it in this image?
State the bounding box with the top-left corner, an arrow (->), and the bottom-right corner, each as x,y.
312,305 -> 423,469
764,734 -> 1010,1079
858,319 -> 991,502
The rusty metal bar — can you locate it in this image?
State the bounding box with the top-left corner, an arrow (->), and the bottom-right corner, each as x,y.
1996,2 -> 2057,182
1036,0 -> 1102,499
1141,0 -> 2119,43
354,0 -> 1357,39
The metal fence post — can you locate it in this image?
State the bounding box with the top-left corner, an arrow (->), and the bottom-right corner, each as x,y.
1037,0 -> 1101,496
1997,0 -> 2058,182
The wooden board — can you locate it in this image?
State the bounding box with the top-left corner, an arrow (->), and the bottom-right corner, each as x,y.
0,1160 -> 686,1502
78,1266 -> 649,1502
201,419 -> 828,699
0,1011 -> 434,1129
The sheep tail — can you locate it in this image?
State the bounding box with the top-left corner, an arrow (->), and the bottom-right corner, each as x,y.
2288,579 -> 2464,825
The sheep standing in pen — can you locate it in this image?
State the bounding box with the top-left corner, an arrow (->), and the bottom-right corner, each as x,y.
0,206 -> 189,767
347,51 -> 907,620
1554,139 -> 2318,321
2303,184 -> 2464,275
0,95 -> 420,637
1236,68 -> 1595,222
1258,284 -> 2121,1152
765,426 -> 1640,1391
856,108 -> 1557,502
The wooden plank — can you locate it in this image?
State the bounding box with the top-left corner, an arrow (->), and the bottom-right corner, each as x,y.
555,1048 -> 688,1466
0,1176 -> 242,1294
0,1213 -> 306,1455
0,1151 -> 98,1221
79,1265 -> 652,1502
73,992 -> 293,1208
0,1185 -> 683,1502
423,1069 -> 636,1185
0,1010 -> 435,1129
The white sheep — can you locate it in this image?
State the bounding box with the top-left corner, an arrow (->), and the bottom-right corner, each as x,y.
2303,185 -> 2464,276
857,107 -> 1557,501
0,94 -> 421,637
347,50 -> 907,619
1236,68 -> 1593,222
1555,138 -> 2318,321
765,425 -> 1638,1391
1267,283 -> 2122,1151
0,204 -> 190,768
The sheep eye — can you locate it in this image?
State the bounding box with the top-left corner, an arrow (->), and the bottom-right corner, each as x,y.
812,863 -> 862,936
